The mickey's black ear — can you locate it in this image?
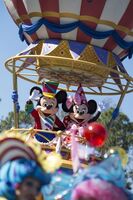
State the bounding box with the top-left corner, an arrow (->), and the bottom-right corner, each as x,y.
62,102 -> 73,113
55,90 -> 67,104
88,100 -> 97,114
37,96 -> 43,106
30,86 -> 42,95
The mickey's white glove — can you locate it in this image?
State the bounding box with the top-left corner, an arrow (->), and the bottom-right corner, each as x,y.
29,89 -> 42,101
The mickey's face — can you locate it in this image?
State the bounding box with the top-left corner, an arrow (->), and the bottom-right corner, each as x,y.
71,104 -> 91,120
37,96 -> 58,115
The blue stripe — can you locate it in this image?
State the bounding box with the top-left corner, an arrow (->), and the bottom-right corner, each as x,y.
45,116 -> 54,125
45,123 -> 52,129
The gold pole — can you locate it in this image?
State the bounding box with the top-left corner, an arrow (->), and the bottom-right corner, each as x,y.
13,59 -> 19,128
108,81 -> 130,129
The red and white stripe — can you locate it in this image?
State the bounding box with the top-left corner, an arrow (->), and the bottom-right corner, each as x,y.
77,0 -> 106,44
59,0 -> 82,41
101,0 -> 133,56
4,0 -> 133,58
39,0 -> 61,39
0,138 -> 37,165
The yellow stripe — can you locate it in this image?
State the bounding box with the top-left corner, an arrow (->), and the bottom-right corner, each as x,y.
43,92 -> 55,98
36,133 -> 50,142
16,12 -> 133,36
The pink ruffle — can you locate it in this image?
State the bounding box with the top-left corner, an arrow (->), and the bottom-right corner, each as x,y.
72,179 -> 128,200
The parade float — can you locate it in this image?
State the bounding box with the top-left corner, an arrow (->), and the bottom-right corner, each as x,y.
3,0 -> 133,173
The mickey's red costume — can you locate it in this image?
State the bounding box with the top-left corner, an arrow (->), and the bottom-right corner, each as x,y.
25,82 -> 66,143
30,109 -> 64,131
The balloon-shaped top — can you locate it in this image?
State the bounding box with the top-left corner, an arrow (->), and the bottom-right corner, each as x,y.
4,0 -> 133,59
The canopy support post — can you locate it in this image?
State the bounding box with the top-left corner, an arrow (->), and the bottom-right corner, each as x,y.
12,59 -> 19,128
108,81 -> 130,129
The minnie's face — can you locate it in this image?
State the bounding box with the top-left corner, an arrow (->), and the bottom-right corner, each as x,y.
37,96 -> 58,115
71,104 -> 91,120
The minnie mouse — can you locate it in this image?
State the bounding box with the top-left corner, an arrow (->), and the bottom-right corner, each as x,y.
25,81 -> 67,143
62,84 -> 101,143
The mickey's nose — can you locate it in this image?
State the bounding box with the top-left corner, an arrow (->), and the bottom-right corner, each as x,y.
47,105 -> 52,109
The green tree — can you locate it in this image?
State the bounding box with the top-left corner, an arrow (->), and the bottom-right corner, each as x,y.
0,111 -> 32,131
98,108 -> 133,189
98,108 -> 133,152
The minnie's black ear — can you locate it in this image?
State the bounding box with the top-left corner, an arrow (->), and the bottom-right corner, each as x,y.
30,86 -> 42,95
55,90 -> 67,104
87,100 -> 97,114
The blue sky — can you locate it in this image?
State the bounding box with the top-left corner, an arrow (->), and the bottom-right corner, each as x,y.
0,2 -> 133,121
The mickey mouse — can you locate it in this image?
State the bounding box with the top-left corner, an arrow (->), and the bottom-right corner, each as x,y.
25,81 -> 66,143
62,84 -> 101,142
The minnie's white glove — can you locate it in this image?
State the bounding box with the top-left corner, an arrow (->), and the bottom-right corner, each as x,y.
98,98 -> 111,112
29,89 -> 42,101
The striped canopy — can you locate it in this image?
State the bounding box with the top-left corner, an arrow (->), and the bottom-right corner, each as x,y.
4,0 -> 133,59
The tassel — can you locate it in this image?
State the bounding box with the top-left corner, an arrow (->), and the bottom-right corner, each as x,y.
71,125 -> 80,173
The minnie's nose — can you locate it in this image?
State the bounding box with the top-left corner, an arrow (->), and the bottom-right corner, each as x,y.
79,111 -> 84,115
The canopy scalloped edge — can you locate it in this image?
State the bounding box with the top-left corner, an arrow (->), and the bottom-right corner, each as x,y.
5,39 -> 133,96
